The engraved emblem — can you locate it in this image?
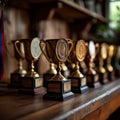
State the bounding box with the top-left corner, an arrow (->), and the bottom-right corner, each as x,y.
56,39 -> 68,62
31,37 -> 41,59
76,40 -> 86,61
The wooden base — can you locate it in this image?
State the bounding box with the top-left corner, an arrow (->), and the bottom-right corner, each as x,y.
69,76 -> 88,94
86,74 -> 101,88
99,73 -> 108,84
9,73 -> 24,88
43,79 -> 74,101
19,76 -> 43,95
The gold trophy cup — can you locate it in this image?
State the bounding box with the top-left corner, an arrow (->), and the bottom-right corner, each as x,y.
10,39 -> 26,88
68,40 -> 88,93
97,43 -> 108,84
19,37 -> 43,94
85,41 -> 101,88
106,44 -> 115,81
40,38 -> 74,101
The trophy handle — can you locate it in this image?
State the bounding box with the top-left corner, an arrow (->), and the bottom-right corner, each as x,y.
15,40 -> 25,58
67,39 -> 73,56
40,40 -> 51,62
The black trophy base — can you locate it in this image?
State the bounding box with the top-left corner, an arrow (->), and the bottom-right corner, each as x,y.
9,73 -> 24,88
43,79 -> 74,101
19,76 -> 44,95
43,73 -> 55,87
69,76 -> 88,94
99,72 -> 109,84
114,69 -> 120,78
108,71 -> 115,81
86,74 -> 101,88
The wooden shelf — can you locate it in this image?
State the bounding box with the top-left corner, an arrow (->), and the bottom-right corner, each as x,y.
7,0 -> 107,23
0,79 -> 120,120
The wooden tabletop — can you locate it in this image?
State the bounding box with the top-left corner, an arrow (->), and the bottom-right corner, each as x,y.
0,79 -> 120,120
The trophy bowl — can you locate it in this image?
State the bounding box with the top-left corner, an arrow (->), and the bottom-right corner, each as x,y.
19,37 -> 43,95
40,38 -> 74,101
10,39 -> 26,88
68,39 -> 88,93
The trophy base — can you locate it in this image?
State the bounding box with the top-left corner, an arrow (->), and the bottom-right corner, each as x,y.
43,73 -> 55,87
69,76 -> 88,94
114,68 -> 120,78
19,75 -> 44,95
86,74 -> 101,88
108,71 -> 115,81
99,73 -> 109,84
9,73 -> 24,88
43,79 -> 74,101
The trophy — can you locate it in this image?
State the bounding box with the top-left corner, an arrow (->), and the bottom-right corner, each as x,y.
10,39 -> 27,88
106,44 -> 115,81
19,37 -> 43,94
97,43 -> 108,84
68,40 -> 88,93
40,38 -> 74,101
85,41 -> 101,88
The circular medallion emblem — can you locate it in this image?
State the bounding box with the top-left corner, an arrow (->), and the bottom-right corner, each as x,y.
76,40 -> 86,61
31,37 -> 41,59
56,39 -> 68,62
89,41 -> 95,59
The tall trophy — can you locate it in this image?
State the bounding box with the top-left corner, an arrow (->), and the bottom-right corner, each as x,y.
40,38 -> 74,101
68,40 -> 88,93
19,37 -> 43,94
97,43 -> 108,84
106,44 -> 115,81
10,39 -> 27,88
85,41 -> 101,88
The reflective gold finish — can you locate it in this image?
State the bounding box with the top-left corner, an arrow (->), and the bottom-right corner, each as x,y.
12,39 -> 27,75
40,38 -> 73,81
98,43 -> 107,74
23,37 -> 41,77
106,45 -> 114,72
68,40 -> 87,78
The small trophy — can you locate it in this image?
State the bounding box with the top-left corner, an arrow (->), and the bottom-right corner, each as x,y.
85,41 -> 101,88
19,37 -> 43,94
10,39 -> 27,88
40,38 -> 74,101
68,40 -> 88,93
97,43 -> 108,84
106,44 -> 115,81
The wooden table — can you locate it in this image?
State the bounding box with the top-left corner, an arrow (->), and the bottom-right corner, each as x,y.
0,79 -> 120,120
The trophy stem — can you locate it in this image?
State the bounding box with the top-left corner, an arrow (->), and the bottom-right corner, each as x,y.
15,58 -> 26,75
71,61 -> 83,78
52,63 -> 66,81
26,61 -> 39,77
49,63 -> 57,74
